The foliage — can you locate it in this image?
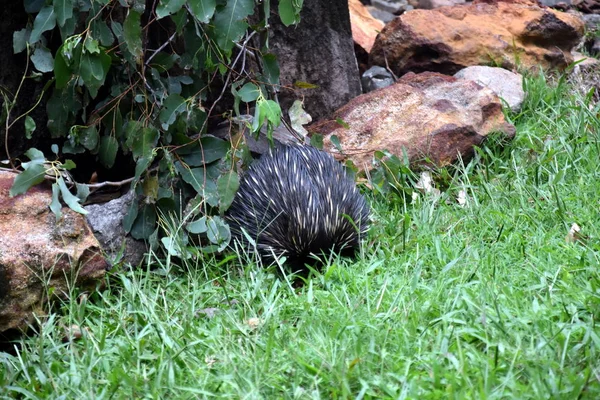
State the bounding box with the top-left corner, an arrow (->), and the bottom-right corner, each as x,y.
9,146 -> 88,218
9,0 -> 303,253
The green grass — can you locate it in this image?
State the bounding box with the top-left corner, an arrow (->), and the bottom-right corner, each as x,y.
2,73 -> 600,398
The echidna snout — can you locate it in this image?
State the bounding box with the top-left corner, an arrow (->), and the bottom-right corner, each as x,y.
226,145 -> 370,269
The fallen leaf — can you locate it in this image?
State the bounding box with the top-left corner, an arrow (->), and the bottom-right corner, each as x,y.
457,189 -> 468,207
415,171 -> 440,196
566,223 -> 586,244
196,307 -> 220,318
205,355 -> 217,368
246,317 -> 262,329
62,324 -> 86,342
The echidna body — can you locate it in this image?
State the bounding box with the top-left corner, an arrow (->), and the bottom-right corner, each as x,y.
226,145 -> 369,269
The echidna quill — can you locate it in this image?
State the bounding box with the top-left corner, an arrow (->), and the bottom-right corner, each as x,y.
226,145 -> 370,270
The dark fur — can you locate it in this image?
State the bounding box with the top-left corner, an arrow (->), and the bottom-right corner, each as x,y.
226,145 -> 369,270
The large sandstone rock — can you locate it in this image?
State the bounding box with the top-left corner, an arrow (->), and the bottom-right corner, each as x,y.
454,66 -> 525,113
308,72 -> 516,170
370,0 -> 585,76
0,171 -> 107,333
350,0 -> 385,53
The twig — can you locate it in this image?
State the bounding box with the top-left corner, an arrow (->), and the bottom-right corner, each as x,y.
204,30 -> 258,132
0,166 -> 158,190
4,45 -> 32,170
145,32 -> 177,66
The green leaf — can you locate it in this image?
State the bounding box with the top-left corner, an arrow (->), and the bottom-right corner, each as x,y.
54,0 -> 73,27
134,154 -> 154,179
57,177 -> 87,214
62,159 -> 76,170
130,204 -> 157,240
262,53 -> 280,86
132,127 -> 159,160
180,137 -> 230,166
31,46 -> 54,73
25,116 -> 37,139
187,216 -> 208,234
217,170 -> 239,211
84,37 -> 100,54
161,236 -> 182,257
9,148 -> 47,196
75,183 -> 90,203
24,147 -> 46,163
156,0 -> 186,19
278,0 -> 302,27
46,89 -> 71,135
252,99 -> 266,132
13,29 -> 30,54
175,162 -> 218,194
206,216 -> 230,251
123,201 -> 139,233
238,82 -> 260,102
9,164 -> 46,197
261,99 -> 281,127
212,0 -> 254,53
50,183 -> 62,218
172,8 -> 188,33
29,6 -> 57,44
79,125 -> 99,150
24,0 -> 45,13
99,136 -> 118,168
59,15 -> 76,41
78,50 -> 111,98
310,133 -> 323,149
123,10 -> 143,60
188,0 -> 216,23
335,118 -> 350,129
90,20 -> 114,46
80,52 -> 105,82
159,94 -> 186,130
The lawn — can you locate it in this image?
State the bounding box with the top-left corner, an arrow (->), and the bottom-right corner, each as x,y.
1,72 -> 600,399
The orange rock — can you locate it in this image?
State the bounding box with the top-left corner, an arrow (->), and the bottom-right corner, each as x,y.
370,0 -> 585,76
349,0 -> 385,53
308,72 -> 515,170
0,171 -> 107,333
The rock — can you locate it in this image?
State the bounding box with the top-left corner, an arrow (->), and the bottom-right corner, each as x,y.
591,38 -> 600,55
0,170 -> 107,333
350,0 -> 385,53
361,66 -> 396,92
572,51 -> 600,71
372,0 -> 411,14
366,6 -> 397,23
370,0 -> 585,76
268,0 -> 362,121
581,13 -> 600,29
308,72 -> 516,170
569,52 -> 600,102
538,0 -> 572,7
454,66 -> 525,113
85,190 -> 148,268
418,0 -> 466,10
572,0 -> 600,14
581,14 -> 600,54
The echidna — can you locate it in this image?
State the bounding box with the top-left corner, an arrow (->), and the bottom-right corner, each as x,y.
226,145 -> 370,270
